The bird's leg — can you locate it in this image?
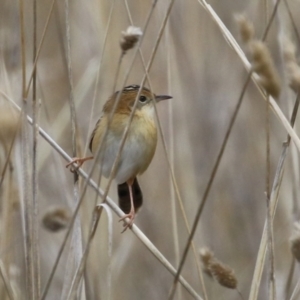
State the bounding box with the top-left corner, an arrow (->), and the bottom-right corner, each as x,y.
119,178 -> 136,232
66,156 -> 93,173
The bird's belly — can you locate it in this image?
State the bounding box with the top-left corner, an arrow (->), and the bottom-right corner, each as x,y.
100,120 -> 157,184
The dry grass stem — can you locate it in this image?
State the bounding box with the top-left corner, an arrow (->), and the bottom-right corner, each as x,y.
265,93 -> 276,299
25,0 -> 57,97
60,0 -> 83,297
31,99 -> 40,299
32,0 -> 40,287
18,0 -> 26,99
21,107 -> 34,299
266,185 -> 276,300
18,0 -> 35,296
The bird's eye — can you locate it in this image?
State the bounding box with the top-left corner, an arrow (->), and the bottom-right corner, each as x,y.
139,95 -> 147,103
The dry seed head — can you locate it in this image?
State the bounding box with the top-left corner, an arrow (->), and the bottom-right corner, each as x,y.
199,247 -> 214,277
199,248 -> 214,266
235,14 -> 254,44
250,40 -> 281,99
199,247 -> 238,289
283,39 -> 300,93
290,222 -> 300,262
209,260 -> 238,289
120,26 -> 143,53
42,206 -> 71,232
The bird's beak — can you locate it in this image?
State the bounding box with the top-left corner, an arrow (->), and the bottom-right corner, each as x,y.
155,95 -> 172,102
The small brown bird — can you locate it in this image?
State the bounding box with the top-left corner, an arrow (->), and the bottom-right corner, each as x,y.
67,85 -> 172,231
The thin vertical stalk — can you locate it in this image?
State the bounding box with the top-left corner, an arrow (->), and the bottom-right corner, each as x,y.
61,0 -> 83,299
165,14 -> 183,300
112,52 -> 125,94
21,102 -> 34,300
19,0 -> 26,97
25,0 -> 57,97
19,0 -> 35,298
32,0 -> 40,297
266,95 -> 276,300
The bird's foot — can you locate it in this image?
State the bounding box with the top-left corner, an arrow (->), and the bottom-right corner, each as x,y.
119,211 -> 135,233
66,156 -> 93,172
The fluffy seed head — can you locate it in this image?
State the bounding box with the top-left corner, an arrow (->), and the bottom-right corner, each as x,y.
199,247 -> 238,289
120,26 -> 143,53
235,14 -> 254,44
250,40 -> 281,99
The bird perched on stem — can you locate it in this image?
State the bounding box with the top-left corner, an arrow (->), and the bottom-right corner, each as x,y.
66,85 -> 172,231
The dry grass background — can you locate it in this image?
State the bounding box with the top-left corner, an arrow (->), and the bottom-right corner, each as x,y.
1,0 -> 300,299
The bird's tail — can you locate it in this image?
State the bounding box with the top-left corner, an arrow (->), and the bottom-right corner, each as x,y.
117,178 -> 143,214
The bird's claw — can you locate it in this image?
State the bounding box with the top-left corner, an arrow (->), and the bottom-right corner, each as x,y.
66,156 -> 93,173
66,157 -> 83,173
119,212 -> 135,233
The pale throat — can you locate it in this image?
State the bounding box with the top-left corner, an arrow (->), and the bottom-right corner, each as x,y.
133,103 -> 157,137
138,103 -> 155,120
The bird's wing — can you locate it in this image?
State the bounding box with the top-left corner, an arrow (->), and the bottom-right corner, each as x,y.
89,116 -> 102,153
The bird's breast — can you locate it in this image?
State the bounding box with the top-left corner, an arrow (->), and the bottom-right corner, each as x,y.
92,108 -> 158,183
127,109 -> 158,173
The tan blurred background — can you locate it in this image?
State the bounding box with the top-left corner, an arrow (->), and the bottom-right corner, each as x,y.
1,0 -> 300,299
